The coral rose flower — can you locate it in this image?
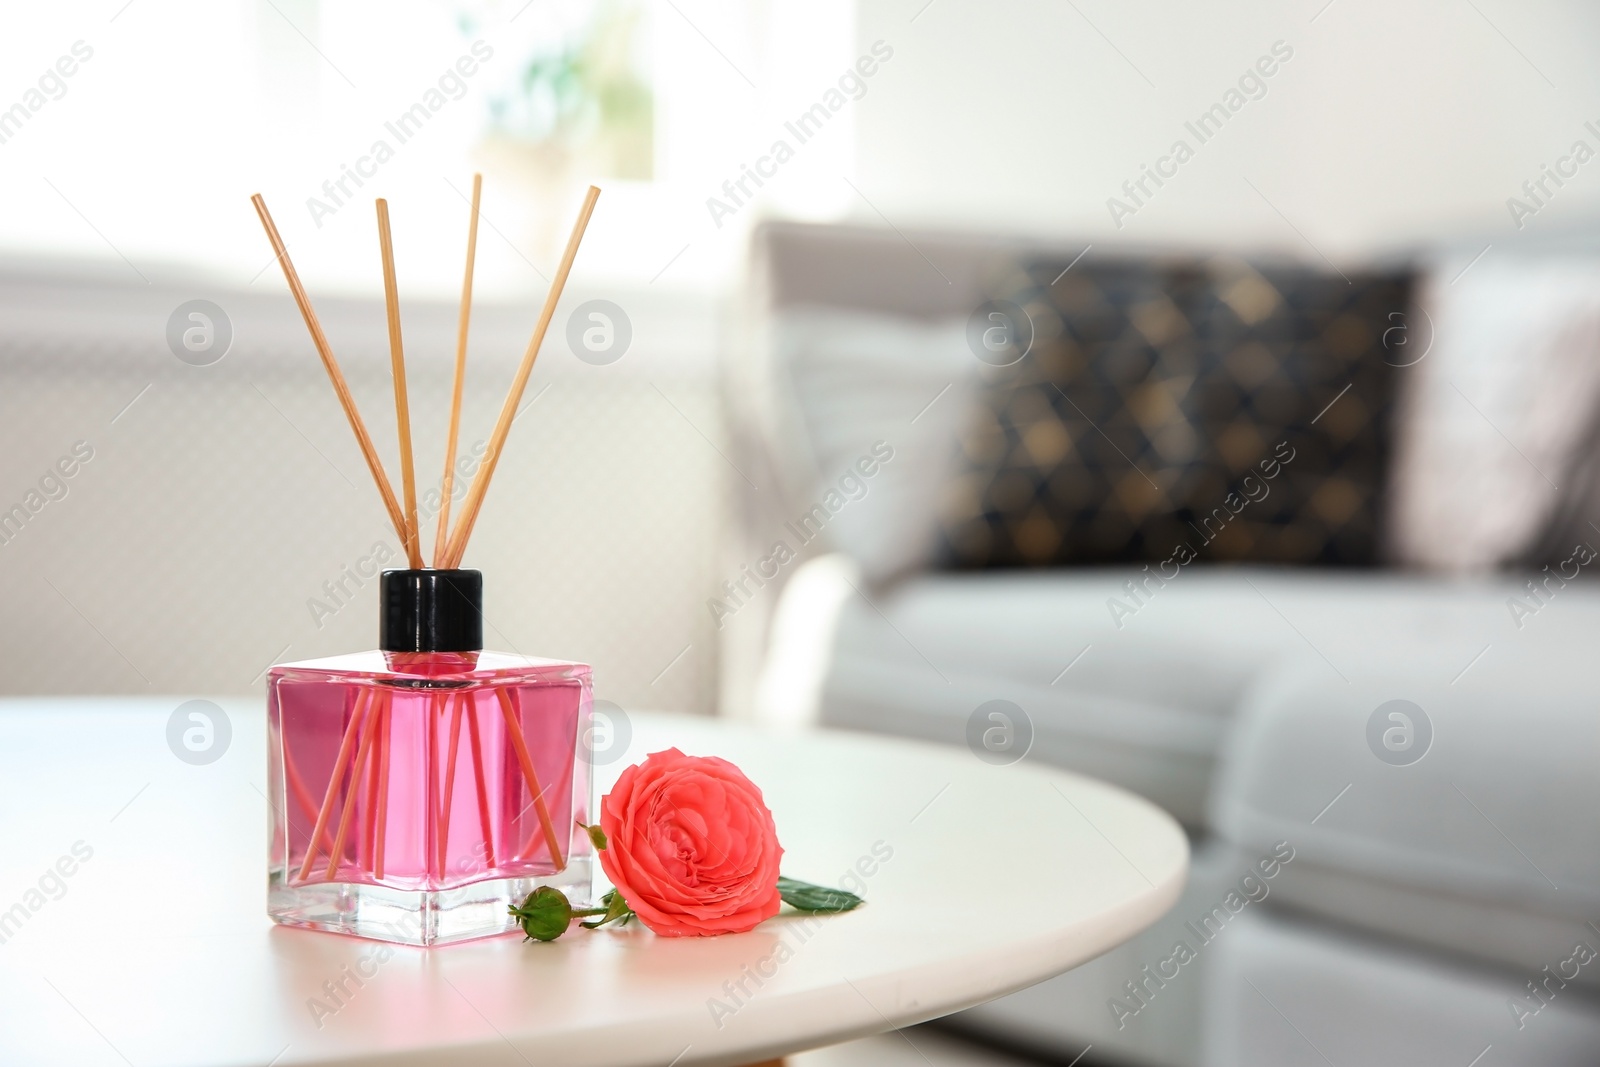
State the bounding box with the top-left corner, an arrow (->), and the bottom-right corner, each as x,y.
598,748 -> 784,937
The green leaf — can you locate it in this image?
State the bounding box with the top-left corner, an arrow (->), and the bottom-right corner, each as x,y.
777,876 -> 864,913
578,822 -> 608,851
509,886 -> 574,942
580,889 -> 635,930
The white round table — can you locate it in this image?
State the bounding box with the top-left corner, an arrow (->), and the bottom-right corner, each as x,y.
0,698 -> 1187,1066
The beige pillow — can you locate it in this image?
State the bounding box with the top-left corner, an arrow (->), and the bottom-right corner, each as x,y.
1386,253 -> 1600,570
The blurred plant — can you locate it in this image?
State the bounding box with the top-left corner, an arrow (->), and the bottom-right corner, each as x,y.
466,0 -> 652,179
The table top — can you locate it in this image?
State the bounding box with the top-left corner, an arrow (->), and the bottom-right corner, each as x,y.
0,698 -> 1187,1067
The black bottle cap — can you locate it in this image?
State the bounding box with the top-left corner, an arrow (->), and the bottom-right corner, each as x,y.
379,569 -> 483,652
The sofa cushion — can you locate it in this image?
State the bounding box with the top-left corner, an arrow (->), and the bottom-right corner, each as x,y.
1205,906 -> 1600,1066
817,565 -> 1599,828
1211,619 -> 1600,986
1386,252 -> 1600,571
939,255 -> 1411,568
766,307 -> 980,584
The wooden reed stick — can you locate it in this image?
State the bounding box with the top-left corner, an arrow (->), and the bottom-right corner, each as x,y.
325,695 -> 385,880
375,199 -> 423,569
361,720 -> 375,858
280,735 -> 337,858
297,690 -> 372,882
363,703 -> 384,860
362,714 -> 378,859
427,692 -> 443,875
517,758 -> 574,863
495,689 -> 565,868
373,696 -> 392,879
434,174 -> 482,567
442,186 -> 601,568
464,701 -> 498,868
251,194 -> 409,545
437,693 -> 466,872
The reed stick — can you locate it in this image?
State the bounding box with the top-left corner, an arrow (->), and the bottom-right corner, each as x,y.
280,735 -> 336,858
437,693 -> 466,872
495,689 -> 565,868
434,174 -> 482,567
373,696 -> 392,879
464,700 -> 498,868
251,194 -> 408,545
376,199 -> 423,568
427,692 -> 442,873
363,703 -> 384,861
438,694 -> 464,876
324,692 -> 385,880
441,186 -> 601,568
298,689 -> 372,882
516,751 -> 574,862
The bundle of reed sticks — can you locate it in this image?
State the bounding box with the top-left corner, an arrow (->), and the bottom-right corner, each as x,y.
251,177 -> 599,567
254,177 -> 599,884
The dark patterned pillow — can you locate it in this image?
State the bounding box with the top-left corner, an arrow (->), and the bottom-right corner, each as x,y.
939,255 -> 1411,568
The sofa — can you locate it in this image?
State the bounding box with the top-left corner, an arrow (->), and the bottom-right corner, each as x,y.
722,221 -> 1600,1065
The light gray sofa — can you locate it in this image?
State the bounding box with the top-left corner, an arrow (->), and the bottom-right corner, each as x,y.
724,221 -> 1600,1065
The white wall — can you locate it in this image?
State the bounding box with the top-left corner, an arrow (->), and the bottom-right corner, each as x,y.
852,0 -> 1600,259
0,262 -> 725,717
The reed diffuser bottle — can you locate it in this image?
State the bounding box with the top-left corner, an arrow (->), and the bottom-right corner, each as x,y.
267,571 -> 594,945
250,174 -> 604,945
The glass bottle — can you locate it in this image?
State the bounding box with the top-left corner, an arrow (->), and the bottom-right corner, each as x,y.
266,569 -> 593,945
